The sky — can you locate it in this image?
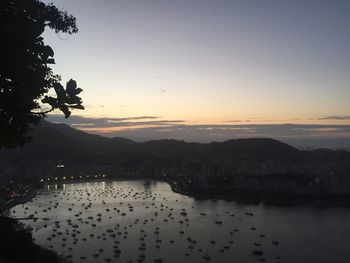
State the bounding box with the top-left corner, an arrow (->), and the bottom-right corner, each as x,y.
43,0 -> 350,146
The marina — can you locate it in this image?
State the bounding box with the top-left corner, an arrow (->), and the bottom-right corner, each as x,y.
9,180 -> 350,263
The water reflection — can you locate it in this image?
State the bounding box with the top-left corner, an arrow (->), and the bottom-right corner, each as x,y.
143,180 -> 152,192
10,180 -> 350,263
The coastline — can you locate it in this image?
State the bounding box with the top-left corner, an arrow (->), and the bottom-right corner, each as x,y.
4,177 -> 350,215
35,177 -> 350,207
0,188 -> 36,216
169,181 -> 350,207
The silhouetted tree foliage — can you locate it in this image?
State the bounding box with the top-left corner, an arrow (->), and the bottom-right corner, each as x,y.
0,0 -> 84,148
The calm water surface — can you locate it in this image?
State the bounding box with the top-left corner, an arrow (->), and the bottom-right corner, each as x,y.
9,180 -> 350,263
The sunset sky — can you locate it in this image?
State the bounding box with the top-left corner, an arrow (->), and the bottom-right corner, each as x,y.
43,0 -> 350,146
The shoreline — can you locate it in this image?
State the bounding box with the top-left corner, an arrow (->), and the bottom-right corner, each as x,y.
4,177 -> 350,212
36,177 -> 350,207
0,189 -> 36,215
169,183 -> 350,207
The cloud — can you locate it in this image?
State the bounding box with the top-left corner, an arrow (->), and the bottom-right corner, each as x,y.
46,114 -> 184,129
46,114 -> 350,147
225,120 -> 252,123
82,104 -> 105,109
80,123 -> 350,142
318,115 -> 350,120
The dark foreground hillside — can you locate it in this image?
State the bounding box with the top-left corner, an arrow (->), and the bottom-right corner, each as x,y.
0,216 -> 67,263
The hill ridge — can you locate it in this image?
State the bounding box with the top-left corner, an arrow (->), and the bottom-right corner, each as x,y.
0,120 -> 299,163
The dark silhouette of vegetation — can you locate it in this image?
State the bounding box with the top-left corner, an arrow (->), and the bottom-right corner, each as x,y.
0,2 -> 81,263
0,216 -> 69,263
0,0 -> 84,148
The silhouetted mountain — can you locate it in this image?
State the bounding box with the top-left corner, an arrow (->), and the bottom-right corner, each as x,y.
140,139 -> 203,159
206,138 -> 298,159
0,120 -> 299,164
138,138 -> 298,160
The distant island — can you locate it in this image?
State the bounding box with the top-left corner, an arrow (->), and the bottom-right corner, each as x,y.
1,120 -> 350,204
